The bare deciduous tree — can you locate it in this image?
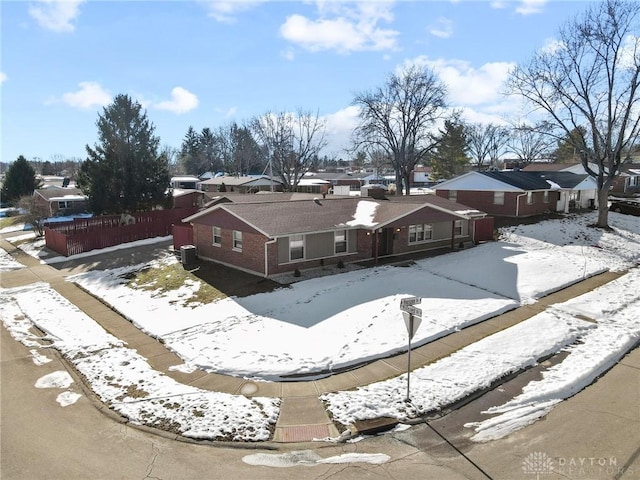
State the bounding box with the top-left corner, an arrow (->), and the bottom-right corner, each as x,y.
507,0 -> 640,228
250,110 -> 327,192
17,195 -> 50,237
507,123 -> 556,167
352,65 -> 447,195
467,123 -> 510,170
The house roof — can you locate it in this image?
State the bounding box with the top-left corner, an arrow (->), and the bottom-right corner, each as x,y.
185,195 -> 483,237
480,171 -> 555,190
173,189 -> 206,198
522,163 -> 579,172
199,175 -> 281,187
34,187 -> 86,201
434,171 -> 591,192
309,172 -> 385,181
536,172 -> 590,189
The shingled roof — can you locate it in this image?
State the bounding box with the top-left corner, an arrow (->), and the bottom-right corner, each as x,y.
184,195 -> 478,237
478,171 -> 553,190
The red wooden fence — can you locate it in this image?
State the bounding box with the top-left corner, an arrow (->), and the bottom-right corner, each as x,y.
44,208 -> 198,256
472,216 -> 495,243
172,224 -> 194,251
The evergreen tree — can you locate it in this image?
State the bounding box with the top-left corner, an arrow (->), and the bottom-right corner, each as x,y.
229,123 -> 263,175
199,127 -> 220,174
429,118 -> 470,180
1,155 -> 42,205
77,94 -> 169,214
178,126 -> 203,175
551,127 -> 588,163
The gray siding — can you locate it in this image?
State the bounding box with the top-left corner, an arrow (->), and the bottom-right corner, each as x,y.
276,229 -> 359,265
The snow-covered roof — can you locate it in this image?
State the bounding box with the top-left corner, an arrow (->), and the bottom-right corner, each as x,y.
49,195 -> 87,201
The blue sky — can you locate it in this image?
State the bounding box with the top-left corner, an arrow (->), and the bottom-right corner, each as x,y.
1,0 -> 594,165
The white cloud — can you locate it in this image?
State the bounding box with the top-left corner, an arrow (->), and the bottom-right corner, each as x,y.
539,37 -> 565,55
224,106 -> 238,118
61,81 -> 111,109
200,0 -> 265,23
515,0 -> 547,16
428,17 -> 453,39
154,87 -> 199,114
322,105 -> 361,156
28,0 -> 85,33
405,56 -> 514,107
620,34 -> 640,70
280,2 -> 399,54
281,48 -> 296,61
490,1 -> 508,9
0,72 -> 7,84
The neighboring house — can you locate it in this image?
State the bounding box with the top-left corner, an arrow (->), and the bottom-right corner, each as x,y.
434,171 -> 597,218
199,175 -> 282,194
172,189 -> 207,209
309,172 -> 389,191
182,195 -> 487,278
611,164 -> 640,194
411,166 -> 433,186
170,176 -> 201,190
294,177 -> 331,194
33,186 -> 87,217
524,161 -> 640,194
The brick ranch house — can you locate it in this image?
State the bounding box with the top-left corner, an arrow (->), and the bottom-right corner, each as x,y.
33,186 -> 88,217
434,171 -> 597,218
181,194 -> 489,278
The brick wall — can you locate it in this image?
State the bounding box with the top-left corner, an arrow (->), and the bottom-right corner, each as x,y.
194,223 -> 268,276
436,190 -> 557,217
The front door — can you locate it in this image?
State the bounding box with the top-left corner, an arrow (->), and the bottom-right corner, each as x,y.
378,228 -> 394,256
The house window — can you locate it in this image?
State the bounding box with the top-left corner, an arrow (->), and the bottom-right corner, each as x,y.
454,220 -> 463,236
408,224 -> 432,244
494,192 -> 505,205
543,191 -> 549,203
448,190 -> 457,202
290,234 -> 304,260
232,230 -> 242,251
334,230 -> 347,254
526,192 -> 534,204
212,226 -> 221,246
58,201 -> 68,209
409,224 -> 422,243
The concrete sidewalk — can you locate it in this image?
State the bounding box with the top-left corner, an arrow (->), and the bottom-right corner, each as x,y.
0,235 -> 625,443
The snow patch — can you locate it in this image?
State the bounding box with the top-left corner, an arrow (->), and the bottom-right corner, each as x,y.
35,371 -> 74,389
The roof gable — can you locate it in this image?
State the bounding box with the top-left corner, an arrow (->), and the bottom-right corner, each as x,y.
434,171 -> 524,191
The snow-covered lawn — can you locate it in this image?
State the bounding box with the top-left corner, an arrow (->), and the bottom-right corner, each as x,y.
69,212 -> 638,381
1,210 -> 639,442
0,283 -> 280,441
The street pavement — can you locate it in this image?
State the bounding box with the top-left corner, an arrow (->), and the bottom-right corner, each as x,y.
1,233 -> 638,479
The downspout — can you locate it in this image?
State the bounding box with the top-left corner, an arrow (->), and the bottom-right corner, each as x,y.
373,229 -> 379,266
264,238 -> 276,278
451,221 -> 455,249
515,192 -> 527,217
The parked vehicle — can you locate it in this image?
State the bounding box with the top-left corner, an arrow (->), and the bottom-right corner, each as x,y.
609,200 -> 640,216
